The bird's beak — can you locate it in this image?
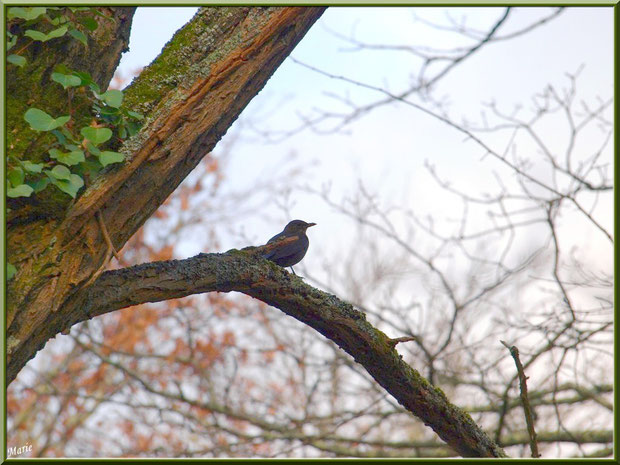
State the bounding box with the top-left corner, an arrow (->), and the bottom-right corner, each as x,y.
307,223 -> 317,228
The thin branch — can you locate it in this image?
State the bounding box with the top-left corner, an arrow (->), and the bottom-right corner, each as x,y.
501,341 -> 540,458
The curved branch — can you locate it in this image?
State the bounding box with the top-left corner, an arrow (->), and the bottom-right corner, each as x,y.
45,246 -> 507,458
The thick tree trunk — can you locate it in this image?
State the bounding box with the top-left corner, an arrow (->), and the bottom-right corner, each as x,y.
7,6 -> 326,384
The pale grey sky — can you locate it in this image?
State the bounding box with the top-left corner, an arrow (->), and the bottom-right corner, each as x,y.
116,7 -> 613,278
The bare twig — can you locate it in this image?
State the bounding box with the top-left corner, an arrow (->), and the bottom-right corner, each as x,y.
501,340 -> 540,458
387,336 -> 417,347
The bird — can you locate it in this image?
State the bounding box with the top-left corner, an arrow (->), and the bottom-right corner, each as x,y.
262,220 -> 316,275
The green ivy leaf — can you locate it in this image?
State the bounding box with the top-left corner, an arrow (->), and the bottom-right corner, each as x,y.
85,141 -> 101,156
24,108 -> 70,131
22,161 -> 45,173
87,7 -> 109,19
50,174 -> 84,198
51,72 -> 82,89
98,151 -> 125,167
7,33 -> 17,51
7,54 -> 26,67
46,164 -> 72,181
98,105 -> 120,116
49,15 -> 69,26
7,262 -> 17,280
52,129 -> 67,145
8,167 -> 25,187
48,25 -> 69,39
78,16 -> 98,31
23,30 -> 48,41
60,126 -> 76,142
55,115 -> 70,127
54,63 -> 71,75
126,121 -> 142,137
24,25 -> 67,42
74,158 -> 102,179
127,110 -> 144,120
99,89 -> 123,108
27,176 -> 50,193
69,28 -> 88,47
49,148 -> 85,166
7,183 -> 34,198
80,126 -> 112,145
8,7 -> 47,21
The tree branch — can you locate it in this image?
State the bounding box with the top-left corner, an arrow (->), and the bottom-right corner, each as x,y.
49,247 -> 507,458
502,341 -> 540,458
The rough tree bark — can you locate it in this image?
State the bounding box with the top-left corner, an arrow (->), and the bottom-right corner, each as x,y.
6,6 -> 508,458
7,6 -> 326,383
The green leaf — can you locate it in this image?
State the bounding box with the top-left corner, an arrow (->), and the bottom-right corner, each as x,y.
88,7 -> 109,19
46,25 -> 68,39
99,89 -> 123,108
78,16 -> 98,31
69,28 -> 88,47
50,174 -> 84,198
7,262 -> 17,280
80,126 -> 112,145
52,129 -> 67,145
24,25 -> 67,42
22,161 -> 44,173
7,54 -> 26,67
74,158 -> 102,178
55,115 -> 70,127
85,141 -> 101,156
51,72 -> 82,89
98,151 -> 125,167
98,105 -> 120,116
49,15 -> 69,26
27,176 -> 50,193
126,121 -> 142,137
49,148 -> 85,166
25,108 -> 54,130
7,33 -> 17,51
48,148 -> 62,159
7,183 -> 34,198
46,164 -> 72,180
8,167 -> 25,187
24,30 -> 48,41
8,7 -> 47,21
127,110 -> 144,120
54,63 -> 71,74
24,108 -> 70,131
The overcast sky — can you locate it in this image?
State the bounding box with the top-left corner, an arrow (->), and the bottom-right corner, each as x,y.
115,7 -> 613,276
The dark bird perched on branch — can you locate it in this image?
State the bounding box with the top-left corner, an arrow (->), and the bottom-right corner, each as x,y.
262,220 -> 316,274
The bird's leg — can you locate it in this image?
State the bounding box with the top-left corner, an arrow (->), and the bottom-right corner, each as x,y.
290,266 -> 297,275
